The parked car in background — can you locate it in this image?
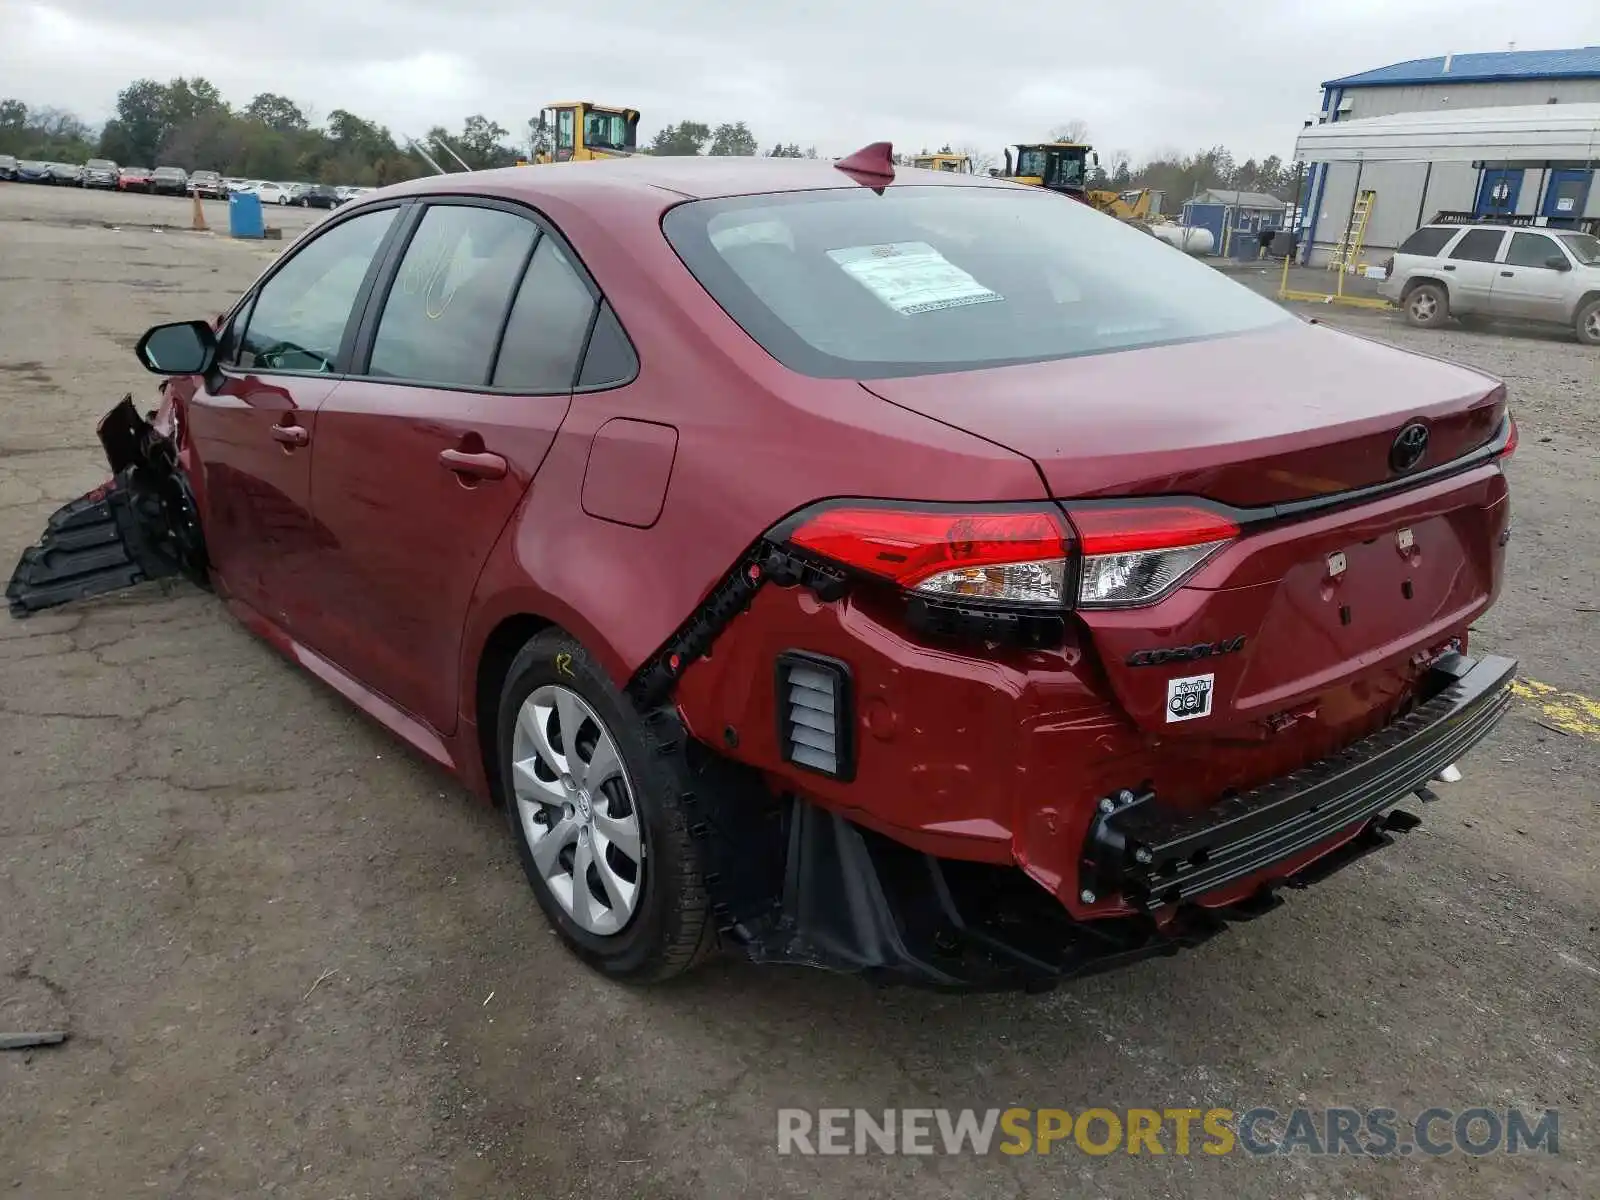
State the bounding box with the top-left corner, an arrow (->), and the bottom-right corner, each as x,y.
298,184 -> 342,209
118,166 -> 154,192
151,166 -> 189,196
47,163 -> 83,185
253,182 -> 295,205
188,170 -> 227,200
1381,220 -> 1600,346
0,154 -> 18,181
16,160 -> 53,184
6,158 -> 1519,990
80,158 -> 120,189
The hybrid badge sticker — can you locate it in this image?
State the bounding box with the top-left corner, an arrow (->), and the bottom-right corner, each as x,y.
1167,673 -> 1215,722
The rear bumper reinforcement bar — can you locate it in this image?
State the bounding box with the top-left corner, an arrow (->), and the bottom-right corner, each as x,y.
1084,651 -> 1517,909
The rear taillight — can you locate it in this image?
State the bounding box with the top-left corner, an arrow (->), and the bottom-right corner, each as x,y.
777,499 -> 1238,612
785,506 -> 1070,606
1064,503 -> 1238,608
1496,413 -> 1518,460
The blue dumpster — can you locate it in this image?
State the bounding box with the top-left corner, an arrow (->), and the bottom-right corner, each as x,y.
229,191 -> 264,239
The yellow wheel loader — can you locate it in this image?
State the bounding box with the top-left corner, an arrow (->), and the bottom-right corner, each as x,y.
517,102 -> 641,165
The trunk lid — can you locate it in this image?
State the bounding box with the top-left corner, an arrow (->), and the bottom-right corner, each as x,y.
860,321 -> 1504,506
862,320 -> 1511,735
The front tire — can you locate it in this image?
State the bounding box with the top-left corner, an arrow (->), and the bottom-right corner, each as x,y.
1404,282 -> 1449,328
1577,298 -> 1600,346
497,630 -> 714,982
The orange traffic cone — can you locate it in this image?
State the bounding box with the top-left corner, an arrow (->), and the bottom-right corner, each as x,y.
191,191 -> 208,232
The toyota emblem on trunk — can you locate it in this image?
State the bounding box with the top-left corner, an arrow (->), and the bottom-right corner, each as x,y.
1390,422 -> 1430,473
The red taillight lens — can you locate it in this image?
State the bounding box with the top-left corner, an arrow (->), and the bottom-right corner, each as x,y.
1497,414 -> 1518,460
786,506 -> 1070,605
1066,505 -> 1240,556
1064,503 -> 1239,607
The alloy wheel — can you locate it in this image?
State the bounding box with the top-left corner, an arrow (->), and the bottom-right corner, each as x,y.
510,684 -> 643,936
1585,309 -> 1600,343
1409,291 -> 1437,322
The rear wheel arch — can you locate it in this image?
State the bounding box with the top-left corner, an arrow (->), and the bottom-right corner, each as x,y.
1401,274 -> 1449,301
473,613 -> 558,806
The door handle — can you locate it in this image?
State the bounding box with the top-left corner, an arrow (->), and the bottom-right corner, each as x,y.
1441,265 -> 1456,271
270,422 -> 309,447
1499,270 -> 1514,277
439,448 -> 508,481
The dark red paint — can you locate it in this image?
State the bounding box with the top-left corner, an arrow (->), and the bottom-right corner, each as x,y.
152,157 -> 1511,916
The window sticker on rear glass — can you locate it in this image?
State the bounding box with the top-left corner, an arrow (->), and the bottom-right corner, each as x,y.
825,241 -> 1002,315
1166,673 -> 1214,723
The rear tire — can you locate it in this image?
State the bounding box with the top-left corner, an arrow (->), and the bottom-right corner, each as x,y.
497,630 -> 715,983
1404,282 -> 1448,328
1577,298 -> 1600,346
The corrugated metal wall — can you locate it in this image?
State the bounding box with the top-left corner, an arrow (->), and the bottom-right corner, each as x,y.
1306,77 -> 1600,264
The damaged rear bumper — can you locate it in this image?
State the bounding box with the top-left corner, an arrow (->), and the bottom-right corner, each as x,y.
717,651 -> 1516,990
6,396 -> 206,617
1082,651 -> 1516,909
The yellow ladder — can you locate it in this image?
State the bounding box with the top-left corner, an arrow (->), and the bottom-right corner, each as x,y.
1328,189 -> 1375,271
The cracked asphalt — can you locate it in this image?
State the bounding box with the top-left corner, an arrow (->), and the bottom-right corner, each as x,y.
1,185 -> 1595,1199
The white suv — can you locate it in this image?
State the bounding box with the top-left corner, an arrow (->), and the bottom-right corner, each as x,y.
1380,221 -> 1600,345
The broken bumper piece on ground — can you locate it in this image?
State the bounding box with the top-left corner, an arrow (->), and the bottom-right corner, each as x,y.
5,394 -> 207,618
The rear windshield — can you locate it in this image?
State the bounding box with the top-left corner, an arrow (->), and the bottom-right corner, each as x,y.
86,159 -> 115,169
662,185 -> 1292,379
1398,226 -> 1457,257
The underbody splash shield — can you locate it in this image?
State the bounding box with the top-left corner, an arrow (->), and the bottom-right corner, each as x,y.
6,395 -> 207,618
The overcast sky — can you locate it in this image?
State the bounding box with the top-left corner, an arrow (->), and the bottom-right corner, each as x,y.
2,0 -> 1597,162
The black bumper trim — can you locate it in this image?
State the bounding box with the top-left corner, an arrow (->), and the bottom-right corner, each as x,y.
1086,652 -> 1517,909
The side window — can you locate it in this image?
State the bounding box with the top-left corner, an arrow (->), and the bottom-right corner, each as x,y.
1504,233 -> 1562,269
367,205 -> 538,387
238,208 -> 397,373
491,236 -> 597,391
1448,229 -> 1506,263
557,109 -> 575,150
1397,226 -> 1455,257
578,301 -> 639,388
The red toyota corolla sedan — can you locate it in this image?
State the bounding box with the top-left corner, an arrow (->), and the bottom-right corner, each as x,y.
8,149 -> 1517,989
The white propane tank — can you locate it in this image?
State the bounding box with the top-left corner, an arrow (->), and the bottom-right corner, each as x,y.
1152,224 -> 1216,255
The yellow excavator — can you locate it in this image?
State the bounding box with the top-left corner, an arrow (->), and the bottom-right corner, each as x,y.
909,152 -> 973,173
517,102 -> 640,165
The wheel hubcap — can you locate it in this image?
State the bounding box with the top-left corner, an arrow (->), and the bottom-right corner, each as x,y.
511,684 -> 643,936
1412,294 -> 1435,320
1586,311 -> 1600,340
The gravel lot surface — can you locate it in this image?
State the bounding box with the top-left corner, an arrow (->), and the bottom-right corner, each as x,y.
1,184 -> 1594,1199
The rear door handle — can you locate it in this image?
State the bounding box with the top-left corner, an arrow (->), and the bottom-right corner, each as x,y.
270,422 -> 309,447
1499,270 -> 1514,277
1441,265 -> 1456,271
439,448 -> 508,481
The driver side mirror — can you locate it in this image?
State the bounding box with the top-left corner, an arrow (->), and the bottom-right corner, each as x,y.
1545,254 -> 1571,272
134,320 -> 217,375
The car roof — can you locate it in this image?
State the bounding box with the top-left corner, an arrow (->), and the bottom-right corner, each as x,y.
384,155 -> 1014,207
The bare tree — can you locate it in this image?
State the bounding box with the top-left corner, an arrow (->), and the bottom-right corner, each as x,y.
955,143 -> 996,175
1049,119 -> 1092,145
